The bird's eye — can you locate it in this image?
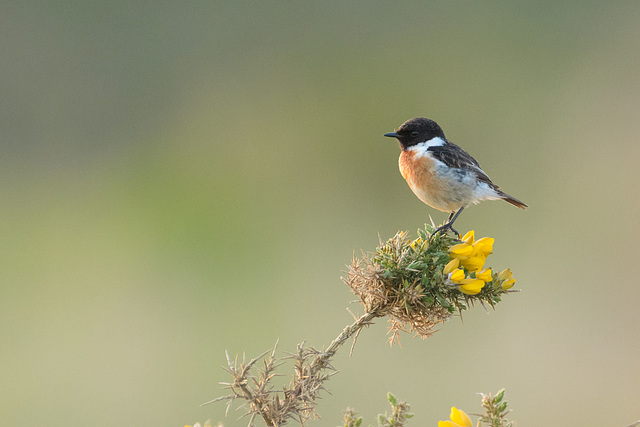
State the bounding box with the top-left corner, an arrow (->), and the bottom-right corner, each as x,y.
410,131 -> 419,137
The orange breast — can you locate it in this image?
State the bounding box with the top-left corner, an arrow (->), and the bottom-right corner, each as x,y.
399,150 -> 435,192
398,150 -> 459,212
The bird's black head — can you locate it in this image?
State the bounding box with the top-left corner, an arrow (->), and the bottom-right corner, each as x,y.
384,117 -> 446,150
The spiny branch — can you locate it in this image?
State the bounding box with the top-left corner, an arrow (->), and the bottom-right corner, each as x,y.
206,310 -> 383,427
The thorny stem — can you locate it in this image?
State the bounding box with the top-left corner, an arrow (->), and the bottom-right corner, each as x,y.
208,310 -> 383,427
309,310 -> 381,375
230,350 -> 273,423
261,310 -> 382,427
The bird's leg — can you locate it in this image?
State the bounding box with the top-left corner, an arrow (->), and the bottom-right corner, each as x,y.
431,207 -> 464,238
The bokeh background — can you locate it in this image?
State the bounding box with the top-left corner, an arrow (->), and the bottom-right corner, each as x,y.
2,1 -> 640,426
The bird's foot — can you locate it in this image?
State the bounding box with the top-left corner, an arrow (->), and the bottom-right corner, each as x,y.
429,223 -> 460,240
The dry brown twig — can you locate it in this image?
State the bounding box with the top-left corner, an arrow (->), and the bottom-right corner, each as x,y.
203,310 -> 383,427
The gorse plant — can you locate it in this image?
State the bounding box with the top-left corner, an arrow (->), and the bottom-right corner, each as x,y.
203,225 -> 519,426
346,228 -> 517,344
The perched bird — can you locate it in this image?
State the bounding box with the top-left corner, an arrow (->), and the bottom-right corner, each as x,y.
384,117 -> 526,236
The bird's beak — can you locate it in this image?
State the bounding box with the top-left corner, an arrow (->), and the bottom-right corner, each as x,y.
383,132 -> 398,138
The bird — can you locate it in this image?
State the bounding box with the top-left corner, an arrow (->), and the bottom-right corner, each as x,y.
384,117 -> 527,236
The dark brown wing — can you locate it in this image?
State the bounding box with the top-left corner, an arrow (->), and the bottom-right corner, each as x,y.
427,141 -> 495,187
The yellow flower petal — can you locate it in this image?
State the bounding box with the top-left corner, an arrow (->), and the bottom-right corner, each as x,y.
502,279 -> 516,290
449,268 -> 465,283
460,255 -> 486,271
449,243 -> 474,256
473,237 -> 494,256
438,421 -> 458,427
498,268 -> 513,281
443,258 -> 460,274
450,407 -> 472,427
410,238 -> 423,250
474,236 -> 494,246
458,278 -> 485,295
461,230 -> 475,244
476,268 -> 492,282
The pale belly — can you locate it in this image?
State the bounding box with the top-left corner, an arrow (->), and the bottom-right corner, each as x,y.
399,150 -> 497,212
407,173 -> 474,212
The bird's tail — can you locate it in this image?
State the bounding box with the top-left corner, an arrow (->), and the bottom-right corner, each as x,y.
497,190 -> 528,209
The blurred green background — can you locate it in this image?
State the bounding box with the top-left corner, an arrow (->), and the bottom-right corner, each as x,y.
2,1 -> 640,426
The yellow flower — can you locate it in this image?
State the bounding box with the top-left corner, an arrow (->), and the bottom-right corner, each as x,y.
449,243 -> 473,257
502,279 -> 515,289
448,232 -> 499,276
460,255 -> 486,272
444,259 -> 465,282
438,406 -> 472,427
473,237 -> 494,257
461,230 -> 475,244
499,268 -> 516,289
458,278 -> 485,295
443,258 -> 460,274
449,268 -> 465,283
476,268 -> 492,282
410,237 -> 423,250
498,268 -> 512,281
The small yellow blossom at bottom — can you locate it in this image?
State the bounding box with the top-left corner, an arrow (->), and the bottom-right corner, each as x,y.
438,406 -> 472,427
458,278 -> 485,295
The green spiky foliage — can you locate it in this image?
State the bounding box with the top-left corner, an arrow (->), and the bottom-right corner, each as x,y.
346,225 -> 516,343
